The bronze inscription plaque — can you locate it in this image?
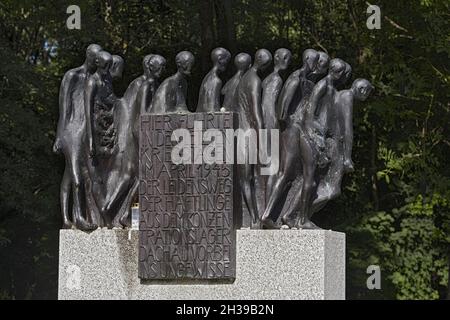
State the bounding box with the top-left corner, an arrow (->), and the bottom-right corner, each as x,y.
138,112 -> 239,280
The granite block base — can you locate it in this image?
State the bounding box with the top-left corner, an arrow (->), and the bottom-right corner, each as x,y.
58,229 -> 345,300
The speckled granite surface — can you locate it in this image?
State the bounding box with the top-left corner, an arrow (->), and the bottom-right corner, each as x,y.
58,229 -> 345,300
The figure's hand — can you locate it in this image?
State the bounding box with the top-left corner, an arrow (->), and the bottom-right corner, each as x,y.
53,138 -> 63,154
88,140 -> 96,159
343,158 -> 354,173
313,121 -> 325,135
278,119 -> 287,131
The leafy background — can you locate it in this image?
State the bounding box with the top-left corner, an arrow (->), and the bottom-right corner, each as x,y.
0,0 -> 449,299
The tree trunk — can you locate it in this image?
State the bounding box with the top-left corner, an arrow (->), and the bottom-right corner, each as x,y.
198,0 -> 215,74
447,245 -> 450,300
371,126 -> 379,210
215,0 -> 237,54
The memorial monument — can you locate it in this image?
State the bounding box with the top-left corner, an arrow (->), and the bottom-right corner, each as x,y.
56,44 -> 373,300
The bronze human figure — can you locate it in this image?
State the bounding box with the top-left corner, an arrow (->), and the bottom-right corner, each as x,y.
260,48 -> 291,204
85,50 -> 116,160
278,49 -> 319,126
311,78 -> 373,214
269,51 -> 329,227
84,50 -> 120,226
53,44 -> 103,231
151,51 -> 194,113
111,55 -> 124,80
340,78 -> 373,173
310,60 -> 352,212
105,54 -> 166,227
284,58 -> 347,229
234,49 -> 272,228
124,55 -> 153,107
261,49 -> 320,229
335,61 -> 352,90
138,54 -> 166,115
221,53 -> 252,112
308,51 -> 330,83
262,48 -> 292,132
118,54 -> 153,142
197,47 -> 231,112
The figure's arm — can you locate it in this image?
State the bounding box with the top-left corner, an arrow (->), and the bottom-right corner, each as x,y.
221,77 -> 238,110
251,81 -> 264,129
340,93 -> 354,171
221,78 -> 231,96
138,81 -> 151,115
84,77 -> 97,158
58,72 -> 74,128
278,74 -> 299,122
54,72 -> 75,152
214,78 -> 222,110
308,79 -> 326,120
305,79 -> 327,134
147,80 -> 160,113
150,80 -> 158,101
174,78 -> 188,111
273,76 -> 283,102
181,79 -> 188,109
148,86 -> 160,114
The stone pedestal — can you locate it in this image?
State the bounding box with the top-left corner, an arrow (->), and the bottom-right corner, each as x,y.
58,229 -> 345,300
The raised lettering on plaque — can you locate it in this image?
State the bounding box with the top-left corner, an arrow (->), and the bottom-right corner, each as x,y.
139,112 -> 239,280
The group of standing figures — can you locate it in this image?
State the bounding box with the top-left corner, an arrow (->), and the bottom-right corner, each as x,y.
54,43 -> 373,231
219,47 -> 373,230
54,44 -> 167,230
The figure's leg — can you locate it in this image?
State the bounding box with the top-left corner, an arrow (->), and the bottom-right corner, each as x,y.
265,174 -> 276,205
262,122 -> 282,205
70,154 -> 97,231
310,181 -> 330,215
261,172 -> 292,228
83,169 -> 104,227
114,178 -> 139,228
295,136 -> 320,230
281,186 -> 302,228
60,163 -> 73,229
103,174 -> 131,214
285,169 -> 328,227
262,127 -> 298,228
240,163 -> 260,229
311,196 -> 330,215
311,139 -> 343,214
311,166 -> 344,214
265,126 -> 286,202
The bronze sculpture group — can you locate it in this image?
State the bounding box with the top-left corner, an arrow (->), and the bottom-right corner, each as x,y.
54,44 -> 373,231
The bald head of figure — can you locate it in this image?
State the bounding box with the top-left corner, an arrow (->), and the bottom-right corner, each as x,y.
110,55 -> 124,80
302,49 -> 319,72
211,47 -> 231,72
274,48 -> 292,71
234,53 -> 252,72
95,51 -> 113,75
85,44 -> 102,71
328,58 -> 346,82
148,54 -> 166,79
352,78 -> 374,101
176,51 -> 195,76
142,54 -> 153,73
342,62 -> 352,86
314,51 -> 330,77
253,49 -> 272,71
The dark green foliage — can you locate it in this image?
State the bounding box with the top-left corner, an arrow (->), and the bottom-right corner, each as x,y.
0,0 -> 449,299
0,32 -> 60,299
